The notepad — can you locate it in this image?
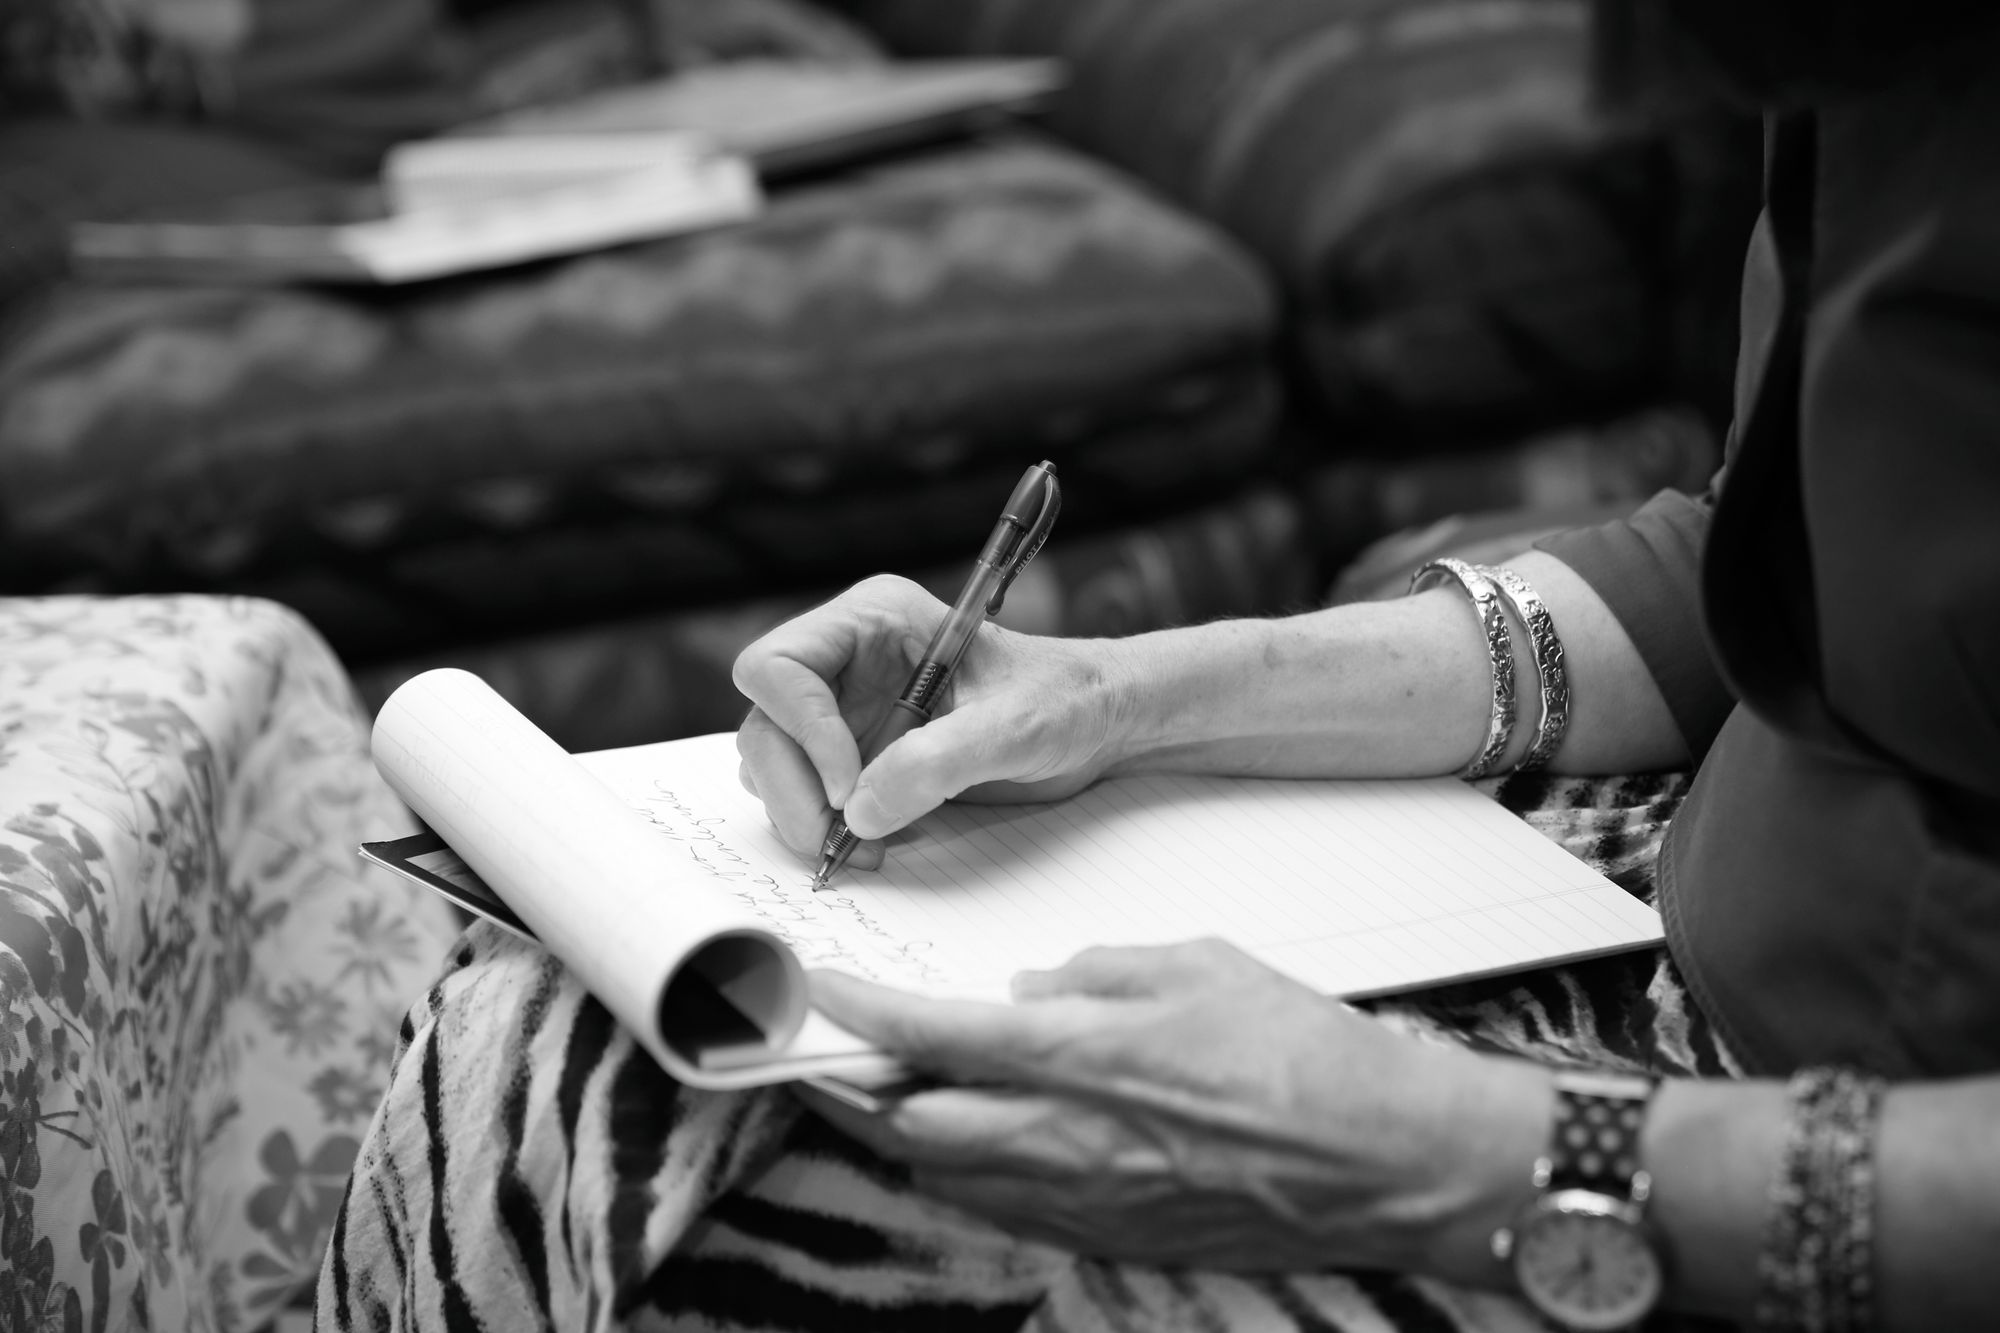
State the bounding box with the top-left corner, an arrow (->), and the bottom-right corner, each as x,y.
364,669 -> 1663,1092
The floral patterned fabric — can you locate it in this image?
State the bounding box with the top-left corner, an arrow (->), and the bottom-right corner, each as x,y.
0,595 -> 462,1332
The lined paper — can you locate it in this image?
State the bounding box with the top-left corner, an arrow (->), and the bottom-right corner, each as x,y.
579,736 -> 1663,1002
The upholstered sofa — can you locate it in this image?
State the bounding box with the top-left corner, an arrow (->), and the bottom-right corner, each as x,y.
0,0 -> 1755,753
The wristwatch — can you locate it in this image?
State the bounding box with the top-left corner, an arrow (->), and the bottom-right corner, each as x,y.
1491,1070 -> 1668,1331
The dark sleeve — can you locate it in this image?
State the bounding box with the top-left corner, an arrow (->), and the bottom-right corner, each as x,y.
1534,487 -> 1736,762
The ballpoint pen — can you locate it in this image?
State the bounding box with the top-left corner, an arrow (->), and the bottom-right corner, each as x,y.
810,459 -> 1062,891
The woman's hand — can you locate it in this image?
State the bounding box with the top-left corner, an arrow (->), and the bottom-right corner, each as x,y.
733,575 -> 1137,868
797,940 -> 1551,1277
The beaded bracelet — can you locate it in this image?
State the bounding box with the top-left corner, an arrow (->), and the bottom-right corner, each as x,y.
1754,1066 -> 1887,1333
1477,564 -> 1570,772
1409,557 -> 1516,780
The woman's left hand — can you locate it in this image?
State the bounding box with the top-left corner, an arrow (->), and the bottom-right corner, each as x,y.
799,940 -> 1549,1275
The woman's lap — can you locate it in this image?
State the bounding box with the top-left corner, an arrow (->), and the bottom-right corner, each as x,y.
318,771 -> 1730,1333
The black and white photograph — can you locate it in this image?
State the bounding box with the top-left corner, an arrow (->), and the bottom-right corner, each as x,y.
1,1 -> 1995,1329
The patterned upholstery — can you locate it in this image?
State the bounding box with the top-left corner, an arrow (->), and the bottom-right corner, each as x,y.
0,137 -> 1280,681
0,596 -> 462,1332
843,0 -> 1761,439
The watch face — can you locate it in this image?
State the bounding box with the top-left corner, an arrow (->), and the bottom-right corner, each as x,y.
1513,1196 -> 1664,1331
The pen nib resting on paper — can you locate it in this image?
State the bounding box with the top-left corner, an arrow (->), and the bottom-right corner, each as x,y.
807,460 -> 1061,892
812,821 -> 861,891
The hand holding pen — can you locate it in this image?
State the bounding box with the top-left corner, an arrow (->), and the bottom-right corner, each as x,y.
810,461 -> 1061,889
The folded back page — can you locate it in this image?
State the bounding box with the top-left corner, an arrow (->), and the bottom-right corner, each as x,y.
372,670 -> 809,1087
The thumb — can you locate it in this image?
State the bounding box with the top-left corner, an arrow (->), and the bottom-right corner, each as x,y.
1010,945 -> 1182,1002
1011,941 -> 1245,1001
841,702 -> 1021,839
810,970 -> 1058,1083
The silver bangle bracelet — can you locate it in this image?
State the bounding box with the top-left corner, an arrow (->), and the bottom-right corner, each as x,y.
1409,557 -> 1516,780
1478,564 -> 1570,772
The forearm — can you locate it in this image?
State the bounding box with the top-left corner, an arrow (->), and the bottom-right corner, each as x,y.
1100,551 -> 1688,781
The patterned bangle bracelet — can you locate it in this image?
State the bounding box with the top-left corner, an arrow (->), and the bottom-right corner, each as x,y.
1409,557 -> 1516,780
1478,565 -> 1569,772
1754,1066 -> 1887,1333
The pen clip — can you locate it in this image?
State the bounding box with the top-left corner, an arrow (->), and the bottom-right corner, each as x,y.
986,465 -> 1061,616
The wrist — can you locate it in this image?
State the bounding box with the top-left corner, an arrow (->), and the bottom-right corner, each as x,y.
1642,1077 -> 1789,1320
1094,619 -> 1278,777
1082,633 -> 1156,780
1415,1053 -> 1555,1289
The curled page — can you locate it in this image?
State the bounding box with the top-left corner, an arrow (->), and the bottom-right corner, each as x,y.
371,668 -> 805,1086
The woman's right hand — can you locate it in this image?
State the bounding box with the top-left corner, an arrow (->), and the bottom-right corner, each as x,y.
732,575 -> 1137,869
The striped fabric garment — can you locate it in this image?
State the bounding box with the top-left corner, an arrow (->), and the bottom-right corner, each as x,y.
317,771 -> 1738,1333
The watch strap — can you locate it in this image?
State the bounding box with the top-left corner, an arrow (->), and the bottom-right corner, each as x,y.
1545,1070 -> 1659,1197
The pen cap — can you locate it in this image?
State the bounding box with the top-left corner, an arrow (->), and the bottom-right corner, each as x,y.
980,461 -> 1061,614
999,460 -> 1058,527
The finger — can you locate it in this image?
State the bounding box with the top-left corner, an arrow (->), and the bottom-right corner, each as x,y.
810,969 -> 1062,1083
791,1083 -> 912,1161
909,1169 -> 1096,1239
736,708 -> 838,858
733,578 -> 952,807
736,712 -> 888,871
799,1084 -> 1091,1175
749,657 -> 865,810
955,773 -> 1096,805
842,700 -> 1027,840
1011,945 -> 1181,1001
1010,939 -> 1257,1001
892,1088 -> 1122,1175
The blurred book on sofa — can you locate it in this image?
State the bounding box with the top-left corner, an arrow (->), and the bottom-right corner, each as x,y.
450,56 -> 1064,177
65,57 -> 1058,286
69,139 -> 759,285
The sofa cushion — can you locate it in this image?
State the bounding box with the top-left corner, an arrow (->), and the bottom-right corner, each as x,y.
843,0 -> 1761,443
0,133 -> 1278,661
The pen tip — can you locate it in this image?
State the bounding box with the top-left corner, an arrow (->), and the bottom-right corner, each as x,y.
809,872 -> 828,893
